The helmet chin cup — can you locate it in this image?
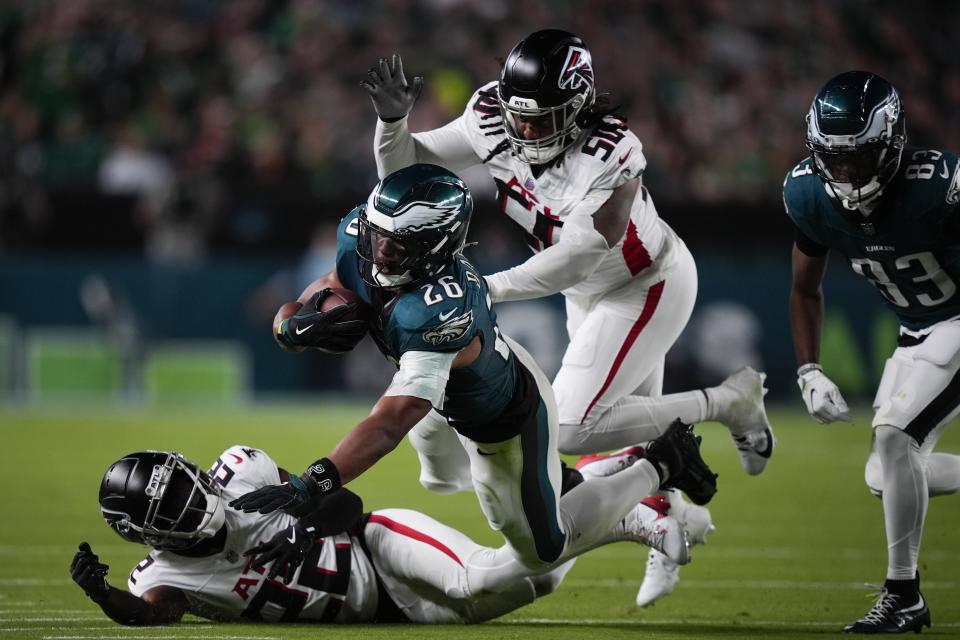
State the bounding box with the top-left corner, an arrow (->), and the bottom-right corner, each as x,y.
197,494 -> 225,539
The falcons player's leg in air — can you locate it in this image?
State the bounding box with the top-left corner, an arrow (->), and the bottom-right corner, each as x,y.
363,29 -> 774,607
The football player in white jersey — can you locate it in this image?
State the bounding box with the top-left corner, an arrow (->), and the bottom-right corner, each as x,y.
361,28 -> 775,607
70,445 -> 701,625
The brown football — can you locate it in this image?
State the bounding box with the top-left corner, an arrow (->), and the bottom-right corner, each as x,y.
320,287 -> 365,314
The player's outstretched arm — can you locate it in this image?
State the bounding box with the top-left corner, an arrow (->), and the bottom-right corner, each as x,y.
70,543 -> 188,626
484,179 -> 641,303
231,396 -> 431,515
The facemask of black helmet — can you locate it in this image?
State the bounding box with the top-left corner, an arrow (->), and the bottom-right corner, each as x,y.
806,72 -> 906,210
356,165 -> 472,288
499,31 -> 596,165
100,452 -> 225,551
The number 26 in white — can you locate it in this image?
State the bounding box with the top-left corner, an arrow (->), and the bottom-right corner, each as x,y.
422,276 -> 464,305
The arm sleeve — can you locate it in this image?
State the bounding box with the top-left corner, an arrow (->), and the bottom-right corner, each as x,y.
793,223 -> 829,257
384,349 -> 457,406
375,115 -> 482,178
297,488 -> 364,537
484,211 -> 612,302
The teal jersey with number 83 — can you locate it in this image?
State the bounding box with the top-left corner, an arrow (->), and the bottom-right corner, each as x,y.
784,149 -> 960,330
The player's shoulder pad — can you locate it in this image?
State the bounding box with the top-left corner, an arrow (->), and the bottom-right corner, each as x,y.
337,207 -> 362,244
462,81 -> 507,149
901,148 -> 960,208
467,80 -> 502,121
782,158 -> 819,222
207,445 -> 281,497
335,207 -> 364,290
581,116 -> 646,188
389,269 -> 479,353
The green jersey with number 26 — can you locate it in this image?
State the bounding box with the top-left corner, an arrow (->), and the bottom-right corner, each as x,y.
784,149 -> 960,330
334,208 -> 518,428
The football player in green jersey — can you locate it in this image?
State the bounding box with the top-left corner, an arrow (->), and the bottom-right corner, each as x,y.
784,71 -> 960,634
230,164 -> 718,582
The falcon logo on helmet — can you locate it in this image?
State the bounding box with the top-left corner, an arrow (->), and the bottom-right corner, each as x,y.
558,46 -> 593,92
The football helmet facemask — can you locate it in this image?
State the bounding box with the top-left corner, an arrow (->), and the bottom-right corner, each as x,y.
499,29 -> 596,165
357,164 -> 473,289
99,451 -> 225,551
806,70 -> 906,209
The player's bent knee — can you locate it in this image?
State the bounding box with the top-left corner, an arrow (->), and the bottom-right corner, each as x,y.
874,424 -> 912,460
557,421 -> 592,455
419,475 -> 470,495
528,572 -> 563,598
864,452 -> 884,497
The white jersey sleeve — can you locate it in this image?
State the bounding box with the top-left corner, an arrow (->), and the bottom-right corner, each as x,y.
374,82 -> 502,178
206,445 -> 282,494
484,213 -> 611,302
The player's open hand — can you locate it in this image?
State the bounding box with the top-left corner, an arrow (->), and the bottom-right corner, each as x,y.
229,474 -> 319,515
360,54 -> 423,121
243,523 -> 315,584
70,542 -> 110,603
797,364 -> 852,424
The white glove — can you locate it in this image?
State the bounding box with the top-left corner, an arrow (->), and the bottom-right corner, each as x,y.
797,364 -> 851,424
360,54 -> 423,121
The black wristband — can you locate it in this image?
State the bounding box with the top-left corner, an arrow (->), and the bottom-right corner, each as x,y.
379,114 -> 405,123
304,458 -> 341,494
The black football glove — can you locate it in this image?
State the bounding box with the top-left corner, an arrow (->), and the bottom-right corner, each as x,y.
243,522 -> 316,584
359,54 -> 424,121
276,290 -> 367,354
230,474 -> 319,515
70,542 -> 110,603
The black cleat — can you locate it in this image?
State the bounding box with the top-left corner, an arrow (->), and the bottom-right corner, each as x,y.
644,419 -> 718,505
843,588 -> 931,634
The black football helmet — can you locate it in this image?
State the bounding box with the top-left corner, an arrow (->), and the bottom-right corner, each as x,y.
499,29 -> 596,164
99,451 -> 225,550
806,70 -> 906,209
357,164 -> 473,288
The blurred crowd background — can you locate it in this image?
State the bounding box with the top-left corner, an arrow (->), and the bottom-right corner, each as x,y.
0,0 -> 956,402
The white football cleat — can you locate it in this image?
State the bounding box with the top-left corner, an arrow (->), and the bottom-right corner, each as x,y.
708,367 -> 776,475
635,490 -> 715,607
732,426 -> 776,476
636,549 -> 680,607
621,495 -> 690,565
574,445 -> 645,480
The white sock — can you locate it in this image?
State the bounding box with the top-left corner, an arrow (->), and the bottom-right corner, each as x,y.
558,392 -> 708,454
875,426 -> 928,581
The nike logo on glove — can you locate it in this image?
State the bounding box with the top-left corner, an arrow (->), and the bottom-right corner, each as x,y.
287,530 -> 297,544
295,324 -> 314,335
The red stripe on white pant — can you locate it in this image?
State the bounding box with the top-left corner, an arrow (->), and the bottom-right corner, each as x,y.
580,280 -> 665,425
366,514 -> 464,567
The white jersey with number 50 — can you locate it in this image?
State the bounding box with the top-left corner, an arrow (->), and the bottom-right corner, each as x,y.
376,81 -> 682,298
126,445 -> 379,623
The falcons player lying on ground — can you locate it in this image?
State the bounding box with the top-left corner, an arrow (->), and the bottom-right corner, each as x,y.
361,28 -> 772,608
71,442 -> 701,625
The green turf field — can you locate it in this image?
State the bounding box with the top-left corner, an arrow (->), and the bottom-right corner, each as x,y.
2,404 -> 958,639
